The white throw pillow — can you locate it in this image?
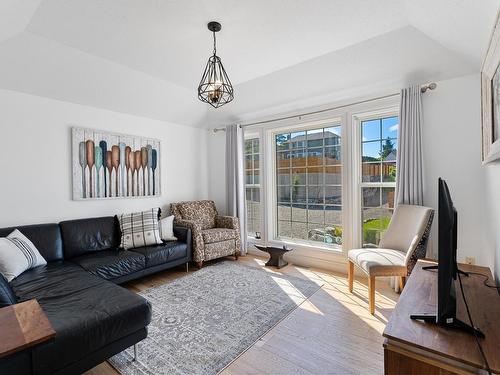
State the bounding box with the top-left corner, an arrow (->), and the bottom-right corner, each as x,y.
0,229 -> 47,282
159,215 -> 177,241
118,208 -> 163,250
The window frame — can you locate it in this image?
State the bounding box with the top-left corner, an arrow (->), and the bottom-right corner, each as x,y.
269,117 -> 345,252
352,108 -> 399,249
244,132 -> 263,241
244,95 -> 399,263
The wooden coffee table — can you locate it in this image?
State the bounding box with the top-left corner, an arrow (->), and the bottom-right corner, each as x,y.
255,245 -> 292,269
0,299 -> 56,358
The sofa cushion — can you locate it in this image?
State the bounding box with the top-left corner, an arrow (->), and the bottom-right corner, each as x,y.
71,250 -> 146,280
348,248 -> 406,276
130,242 -> 188,268
10,262 -> 102,300
178,200 -> 217,230
202,228 -> 237,244
0,224 -> 63,262
10,262 -> 151,375
60,216 -> 120,259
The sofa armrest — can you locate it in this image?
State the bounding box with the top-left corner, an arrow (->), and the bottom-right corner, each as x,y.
173,219 -> 204,262
173,225 -> 191,244
174,218 -> 201,232
216,216 -> 240,230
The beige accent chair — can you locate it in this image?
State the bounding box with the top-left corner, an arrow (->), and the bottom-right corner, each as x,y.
348,204 -> 434,314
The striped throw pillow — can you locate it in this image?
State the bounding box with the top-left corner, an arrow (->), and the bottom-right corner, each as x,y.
0,230 -> 47,282
118,208 -> 163,250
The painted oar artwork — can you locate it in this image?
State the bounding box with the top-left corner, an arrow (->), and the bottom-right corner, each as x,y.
72,128 -> 160,200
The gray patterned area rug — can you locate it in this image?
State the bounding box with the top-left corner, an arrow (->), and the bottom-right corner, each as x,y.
109,261 -> 321,375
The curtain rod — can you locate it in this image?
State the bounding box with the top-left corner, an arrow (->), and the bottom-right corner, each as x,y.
212,82 -> 437,133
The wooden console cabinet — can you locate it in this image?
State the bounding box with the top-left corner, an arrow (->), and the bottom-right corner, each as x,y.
383,260 -> 500,374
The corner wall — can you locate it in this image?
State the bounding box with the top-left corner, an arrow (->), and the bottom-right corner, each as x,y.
0,89 -> 209,226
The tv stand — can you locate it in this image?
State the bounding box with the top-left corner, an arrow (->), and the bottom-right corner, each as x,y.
421,264 -> 470,277
383,260 -> 500,374
409,313 -> 485,337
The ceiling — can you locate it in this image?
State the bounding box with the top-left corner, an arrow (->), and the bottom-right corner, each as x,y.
0,0 -> 498,127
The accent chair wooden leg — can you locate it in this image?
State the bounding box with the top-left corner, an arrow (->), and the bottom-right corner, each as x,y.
368,276 -> 376,315
197,261 -> 203,269
348,261 -> 354,293
398,276 -> 404,292
235,251 -> 239,261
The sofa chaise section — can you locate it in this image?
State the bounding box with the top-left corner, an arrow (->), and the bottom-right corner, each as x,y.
9,262 -> 151,375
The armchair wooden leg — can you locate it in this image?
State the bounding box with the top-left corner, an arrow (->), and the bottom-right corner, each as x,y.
234,251 -> 239,261
368,276 -> 376,315
398,276 -> 404,292
197,261 -> 203,269
348,261 -> 354,293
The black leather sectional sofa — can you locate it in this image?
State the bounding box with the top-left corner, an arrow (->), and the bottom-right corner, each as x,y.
0,216 -> 192,375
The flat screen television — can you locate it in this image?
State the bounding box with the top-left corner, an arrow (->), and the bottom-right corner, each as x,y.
410,178 -> 484,337
437,177 -> 458,324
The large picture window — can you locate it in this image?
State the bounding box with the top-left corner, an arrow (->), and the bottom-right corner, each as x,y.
245,138 -> 261,237
360,116 -> 398,247
275,125 -> 342,246
244,97 -> 398,259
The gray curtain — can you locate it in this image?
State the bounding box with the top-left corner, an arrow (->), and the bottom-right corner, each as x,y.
396,85 -> 424,206
225,124 -> 247,254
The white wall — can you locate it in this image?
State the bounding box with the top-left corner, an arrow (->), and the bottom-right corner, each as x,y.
422,74 -> 493,268
0,89 -> 208,227
207,74 -> 498,273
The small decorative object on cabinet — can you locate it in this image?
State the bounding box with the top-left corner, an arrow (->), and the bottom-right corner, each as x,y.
255,245 -> 292,269
72,127 -> 160,200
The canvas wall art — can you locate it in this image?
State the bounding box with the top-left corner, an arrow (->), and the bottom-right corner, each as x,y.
72,127 -> 161,200
481,11 -> 500,163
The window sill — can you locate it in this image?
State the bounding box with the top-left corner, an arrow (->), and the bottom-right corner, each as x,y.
247,236 -> 343,253
247,241 -> 347,274
270,238 -> 343,253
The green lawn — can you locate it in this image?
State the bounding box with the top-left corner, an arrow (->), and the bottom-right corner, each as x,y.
363,217 -> 392,245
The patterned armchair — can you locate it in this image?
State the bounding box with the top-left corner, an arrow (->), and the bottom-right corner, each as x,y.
170,200 -> 241,268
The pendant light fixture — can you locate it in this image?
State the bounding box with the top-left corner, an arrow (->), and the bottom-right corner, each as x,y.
198,21 -> 234,108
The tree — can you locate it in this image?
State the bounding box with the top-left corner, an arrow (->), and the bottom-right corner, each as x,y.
380,137 -> 395,160
276,134 -> 289,150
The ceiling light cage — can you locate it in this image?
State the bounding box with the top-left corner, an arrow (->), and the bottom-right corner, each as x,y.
198,21 -> 234,108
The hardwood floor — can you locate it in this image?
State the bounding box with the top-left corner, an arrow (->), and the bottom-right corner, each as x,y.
85,255 -> 399,375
